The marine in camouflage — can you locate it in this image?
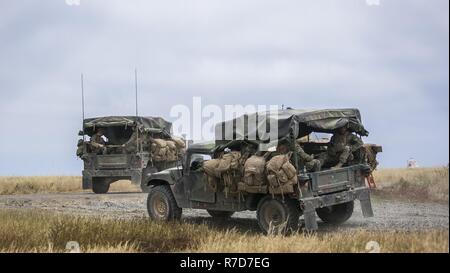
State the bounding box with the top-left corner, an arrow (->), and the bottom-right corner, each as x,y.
295,143 -> 322,172
320,126 -> 364,169
89,128 -> 107,154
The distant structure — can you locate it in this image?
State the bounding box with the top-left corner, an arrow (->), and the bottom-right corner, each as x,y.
407,158 -> 418,168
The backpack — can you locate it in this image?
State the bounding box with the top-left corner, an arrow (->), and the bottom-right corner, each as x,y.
216,151 -> 242,173
203,159 -> 221,178
266,153 -> 298,192
150,139 -> 169,162
172,137 -> 187,157
165,140 -> 178,162
363,144 -> 381,171
203,159 -> 221,192
243,155 -> 267,187
218,151 -> 242,194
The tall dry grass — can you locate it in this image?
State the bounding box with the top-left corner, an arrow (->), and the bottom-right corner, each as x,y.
0,176 -> 139,195
372,167 -> 449,203
0,210 -> 447,253
0,209 -> 205,253
0,168 -> 448,203
195,229 -> 448,253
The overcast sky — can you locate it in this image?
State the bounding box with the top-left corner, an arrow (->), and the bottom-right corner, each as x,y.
0,0 -> 448,175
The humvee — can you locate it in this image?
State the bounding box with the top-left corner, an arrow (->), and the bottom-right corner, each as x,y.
142,109 -> 381,233
77,116 -> 183,194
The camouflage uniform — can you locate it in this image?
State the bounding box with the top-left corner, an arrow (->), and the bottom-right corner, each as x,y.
321,129 -> 363,168
295,144 -> 321,172
122,130 -> 139,153
276,142 -> 321,172
90,131 -> 107,154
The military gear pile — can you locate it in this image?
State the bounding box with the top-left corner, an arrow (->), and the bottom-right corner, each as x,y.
363,144 -> 382,171
173,137 -> 186,157
76,139 -> 84,157
150,138 -> 182,162
266,153 -> 298,194
217,151 -> 242,194
204,151 -> 300,196
203,159 -> 221,192
243,155 -> 267,186
202,151 -> 243,195
240,155 -> 269,193
165,140 -> 178,162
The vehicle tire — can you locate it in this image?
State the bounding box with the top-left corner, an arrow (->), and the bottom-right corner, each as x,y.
256,196 -> 301,235
92,178 -> 110,194
206,210 -> 235,218
316,201 -> 354,224
147,185 -> 182,221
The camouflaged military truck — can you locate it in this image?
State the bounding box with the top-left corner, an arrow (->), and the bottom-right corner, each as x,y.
142,109 -> 382,233
77,116 -> 185,194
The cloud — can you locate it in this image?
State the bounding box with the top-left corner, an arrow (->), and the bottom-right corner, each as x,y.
0,0 -> 448,175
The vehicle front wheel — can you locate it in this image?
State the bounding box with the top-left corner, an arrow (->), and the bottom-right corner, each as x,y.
207,210 -> 235,218
256,196 -> 301,235
92,178 -> 110,194
147,185 -> 182,221
316,201 -> 354,224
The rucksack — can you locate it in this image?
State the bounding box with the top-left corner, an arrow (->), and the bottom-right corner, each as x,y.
266,153 -> 298,193
203,158 -> 221,178
150,139 -> 169,162
165,140 -> 178,162
203,159 -> 221,192
363,144 -> 381,171
217,151 -> 242,194
216,151 -> 242,173
172,137 -> 186,157
243,155 -> 267,187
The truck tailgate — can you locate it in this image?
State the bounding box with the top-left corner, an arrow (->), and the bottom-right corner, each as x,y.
309,165 -> 368,195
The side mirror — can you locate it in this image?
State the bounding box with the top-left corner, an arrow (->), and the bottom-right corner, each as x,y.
190,159 -> 203,171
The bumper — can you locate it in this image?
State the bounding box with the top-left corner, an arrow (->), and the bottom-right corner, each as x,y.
299,186 -> 374,231
82,169 -> 142,189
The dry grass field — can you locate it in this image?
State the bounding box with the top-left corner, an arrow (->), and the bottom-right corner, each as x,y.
0,168 -> 447,253
372,167 -> 449,203
0,209 -> 447,253
0,176 -> 139,195
1,167 -> 447,203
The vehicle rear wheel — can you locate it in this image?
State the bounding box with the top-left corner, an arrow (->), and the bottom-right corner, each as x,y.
147,185 -> 182,221
316,201 -> 354,224
92,178 -> 110,194
206,210 -> 235,218
256,196 -> 301,235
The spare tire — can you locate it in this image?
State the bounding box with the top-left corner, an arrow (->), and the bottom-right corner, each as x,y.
206,210 -> 235,218
92,178 -> 110,194
316,201 -> 354,224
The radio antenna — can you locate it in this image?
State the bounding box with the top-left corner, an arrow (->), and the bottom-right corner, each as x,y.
81,73 -> 86,141
134,68 -> 141,152
135,68 -> 139,117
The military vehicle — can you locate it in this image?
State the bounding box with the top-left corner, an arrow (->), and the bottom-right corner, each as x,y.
77,116 -> 185,194
142,109 -> 382,233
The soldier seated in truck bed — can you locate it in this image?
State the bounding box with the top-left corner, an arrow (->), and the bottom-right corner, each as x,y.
89,127 -> 108,154
318,125 -> 364,169
143,108 -> 382,233
77,116 -> 186,194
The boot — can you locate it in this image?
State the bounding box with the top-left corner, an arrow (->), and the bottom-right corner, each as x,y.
331,162 -> 343,170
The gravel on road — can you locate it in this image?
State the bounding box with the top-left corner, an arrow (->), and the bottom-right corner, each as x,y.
0,192 -> 448,232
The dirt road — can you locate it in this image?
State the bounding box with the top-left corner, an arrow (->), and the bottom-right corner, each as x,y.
0,192 -> 448,232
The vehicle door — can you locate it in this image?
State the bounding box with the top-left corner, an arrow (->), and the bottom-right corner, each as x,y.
182,153 -> 216,203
